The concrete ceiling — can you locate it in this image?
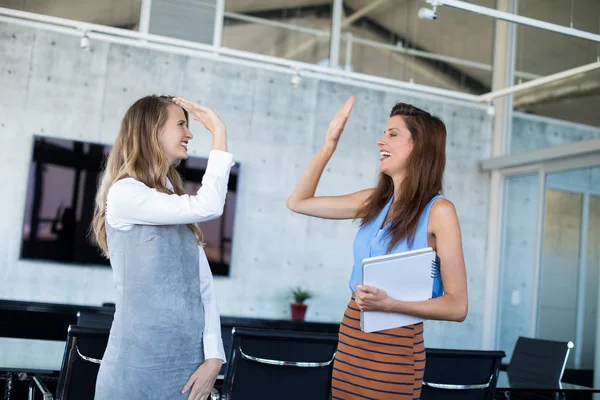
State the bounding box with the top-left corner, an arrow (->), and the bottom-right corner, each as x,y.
1,0 -> 142,28
226,0 -> 330,12
224,0 -> 599,126
343,0 -> 497,86
2,0 -> 598,126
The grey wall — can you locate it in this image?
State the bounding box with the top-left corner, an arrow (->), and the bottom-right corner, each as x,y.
511,113 -> 600,154
497,173 -> 540,359
0,21 -> 493,349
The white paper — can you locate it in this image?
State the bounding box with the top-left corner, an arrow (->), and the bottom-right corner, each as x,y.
361,248 -> 436,333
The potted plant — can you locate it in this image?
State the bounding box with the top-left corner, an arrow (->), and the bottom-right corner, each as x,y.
290,286 -> 312,321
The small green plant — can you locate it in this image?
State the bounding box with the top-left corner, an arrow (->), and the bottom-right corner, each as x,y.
291,287 -> 312,304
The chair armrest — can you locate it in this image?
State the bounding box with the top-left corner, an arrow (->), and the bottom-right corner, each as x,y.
423,374 -> 494,390
423,381 -> 491,390
239,347 -> 335,367
76,346 -> 102,364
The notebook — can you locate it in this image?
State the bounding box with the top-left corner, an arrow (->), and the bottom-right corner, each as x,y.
360,247 -> 436,333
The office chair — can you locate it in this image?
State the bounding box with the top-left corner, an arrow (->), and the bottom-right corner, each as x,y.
421,348 -> 506,400
502,337 -> 574,400
55,325 -> 108,400
55,324 -> 220,400
222,327 -> 338,400
507,337 -> 573,387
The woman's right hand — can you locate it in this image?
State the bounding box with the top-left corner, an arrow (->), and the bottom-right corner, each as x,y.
173,97 -> 226,137
325,95 -> 355,147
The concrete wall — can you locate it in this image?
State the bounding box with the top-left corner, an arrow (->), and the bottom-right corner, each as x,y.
497,173 -> 540,359
511,113 -> 600,154
0,21 -> 493,350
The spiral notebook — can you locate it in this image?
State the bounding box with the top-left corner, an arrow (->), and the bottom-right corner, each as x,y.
360,247 -> 437,333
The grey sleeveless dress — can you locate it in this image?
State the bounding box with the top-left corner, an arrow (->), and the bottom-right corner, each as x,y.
95,222 -> 205,400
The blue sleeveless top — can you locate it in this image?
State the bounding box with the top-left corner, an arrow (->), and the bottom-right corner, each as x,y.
349,194 -> 444,298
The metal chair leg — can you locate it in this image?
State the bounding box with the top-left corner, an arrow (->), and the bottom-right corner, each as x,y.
32,377 -> 54,400
28,381 -> 35,400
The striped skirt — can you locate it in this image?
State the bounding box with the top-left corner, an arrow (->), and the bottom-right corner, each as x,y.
331,296 -> 425,400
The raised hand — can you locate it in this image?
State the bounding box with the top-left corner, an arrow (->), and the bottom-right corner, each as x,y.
173,97 -> 226,137
325,95 -> 355,146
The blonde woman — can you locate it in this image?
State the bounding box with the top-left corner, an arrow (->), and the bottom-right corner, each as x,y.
92,95 -> 233,400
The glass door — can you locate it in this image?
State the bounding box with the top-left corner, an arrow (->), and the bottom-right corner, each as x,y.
537,167 -> 600,370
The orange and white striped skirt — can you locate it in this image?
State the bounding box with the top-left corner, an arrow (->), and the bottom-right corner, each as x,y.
331,296 -> 425,400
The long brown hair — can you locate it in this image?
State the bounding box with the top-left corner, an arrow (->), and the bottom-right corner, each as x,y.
356,103 -> 446,251
91,95 -> 203,258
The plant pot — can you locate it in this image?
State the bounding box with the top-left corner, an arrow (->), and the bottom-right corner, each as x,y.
290,302 -> 307,321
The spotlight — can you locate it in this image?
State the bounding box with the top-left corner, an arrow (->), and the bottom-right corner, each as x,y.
80,30 -> 91,51
418,4 -> 437,20
290,70 -> 301,88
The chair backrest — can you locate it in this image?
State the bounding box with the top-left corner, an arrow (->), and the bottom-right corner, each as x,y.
507,336 -> 574,386
421,348 -> 506,400
55,325 -> 110,400
218,316 -> 339,378
76,310 -> 114,329
222,327 -> 338,400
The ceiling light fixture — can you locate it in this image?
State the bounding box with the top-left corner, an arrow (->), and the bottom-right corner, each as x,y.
290,69 -> 301,88
80,29 -> 91,51
418,3 -> 438,21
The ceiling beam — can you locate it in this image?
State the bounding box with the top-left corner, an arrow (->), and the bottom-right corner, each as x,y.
428,0 -> 600,43
281,2 -> 393,60
343,0 -> 392,26
480,138 -> 600,171
477,61 -> 600,102
514,80 -> 600,109
244,2 -> 490,93
341,3 -> 490,93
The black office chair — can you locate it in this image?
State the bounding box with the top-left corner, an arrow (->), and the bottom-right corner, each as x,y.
421,348 -> 506,400
221,327 -> 338,400
55,325 -> 109,400
507,337 -> 573,387
502,337 -> 574,400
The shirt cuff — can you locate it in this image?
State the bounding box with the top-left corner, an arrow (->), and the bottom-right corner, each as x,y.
207,150 -> 235,172
203,333 -> 226,363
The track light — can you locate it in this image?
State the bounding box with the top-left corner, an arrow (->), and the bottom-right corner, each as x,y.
80,30 -> 91,51
290,69 -> 301,88
418,7 -> 437,20
418,2 -> 438,20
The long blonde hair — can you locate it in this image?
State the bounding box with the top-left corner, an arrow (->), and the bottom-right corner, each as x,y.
91,95 -> 203,258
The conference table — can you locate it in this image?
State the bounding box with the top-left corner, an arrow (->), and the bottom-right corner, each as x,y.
496,370 -> 600,397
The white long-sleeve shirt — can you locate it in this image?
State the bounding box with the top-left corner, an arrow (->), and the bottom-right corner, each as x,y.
105,149 -> 234,363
